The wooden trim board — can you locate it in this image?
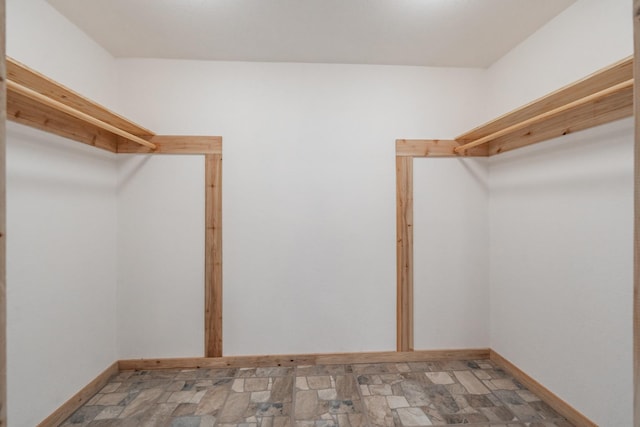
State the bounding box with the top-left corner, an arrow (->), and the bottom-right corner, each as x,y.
37,362 -> 119,427
205,154 -> 223,358
0,3 -> 6,425
394,139 -> 487,352
119,349 -> 490,371
8,90 -> 120,153
117,136 -> 222,154
634,1 -> 640,426
396,156 -> 413,352
396,139 -> 488,157
490,350 -> 597,427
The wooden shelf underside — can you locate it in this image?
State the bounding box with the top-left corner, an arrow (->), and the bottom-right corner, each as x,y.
6,56 -> 222,155
400,55 -> 634,158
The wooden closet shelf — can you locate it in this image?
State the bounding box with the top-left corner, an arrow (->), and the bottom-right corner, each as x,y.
6,56 -> 156,153
455,56 -> 634,156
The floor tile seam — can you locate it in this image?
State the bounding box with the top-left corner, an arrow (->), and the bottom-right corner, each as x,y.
488,389 -> 561,424
351,370 -> 373,427
211,380 -> 233,427
291,364 -> 298,427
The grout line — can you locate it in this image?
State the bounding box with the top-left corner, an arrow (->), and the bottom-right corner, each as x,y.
211,372 -> 233,427
351,364 -> 373,427
291,365 -> 297,427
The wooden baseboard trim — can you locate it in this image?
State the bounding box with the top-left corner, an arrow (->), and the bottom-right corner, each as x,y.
118,348 -> 490,371
37,361 -> 119,427
489,350 -> 597,427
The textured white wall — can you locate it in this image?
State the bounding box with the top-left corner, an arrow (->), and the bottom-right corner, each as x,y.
115,59 -> 487,356
487,0 -> 633,425
484,0 -> 632,120
414,158 -> 489,349
7,0 -> 119,110
117,155 -> 205,358
7,0 -> 634,426
7,124 -> 118,427
6,1 -> 120,426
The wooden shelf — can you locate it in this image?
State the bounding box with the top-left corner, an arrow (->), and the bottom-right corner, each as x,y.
5,56 -> 224,364
7,56 -> 156,153
456,56 -> 634,156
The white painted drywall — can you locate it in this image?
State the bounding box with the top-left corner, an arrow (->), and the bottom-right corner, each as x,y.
7,0 -> 119,110
487,0 -> 633,424
6,0 -> 634,425
115,59 -> 487,356
6,1 -> 121,426
484,0 -> 633,120
414,158 -> 489,349
117,155 -> 205,358
7,123 -> 118,427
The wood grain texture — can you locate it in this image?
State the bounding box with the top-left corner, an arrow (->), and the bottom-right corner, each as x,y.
8,90 -> 119,153
456,79 -> 633,155
118,135 -> 222,154
457,55 -> 633,143
634,2 -> 640,426
490,351 -> 597,427
396,139 -> 488,157
205,154 -> 223,357
487,87 -> 632,155
118,349 -> 490,371
37,362 -> 119,427
8,80 -> 156,150
7,57 -> 153,137
0,3 -> 6,425
396,156 -> 413,352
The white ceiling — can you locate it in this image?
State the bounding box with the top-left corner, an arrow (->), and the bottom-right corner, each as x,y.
47,0 -> 576,68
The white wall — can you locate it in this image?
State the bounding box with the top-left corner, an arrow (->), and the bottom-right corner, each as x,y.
487,0 -> 633,425
7,0 -> 119,110
6,1 -> 121,426
6,0 -> 634,425
7,123 -> 118,427
117,155 -> 205,358
414,158 -> 489,349
485,0 -> 633,120
115,59 -> 487,356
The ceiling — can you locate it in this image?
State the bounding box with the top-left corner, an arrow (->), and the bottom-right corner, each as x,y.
47,0 -> 576,68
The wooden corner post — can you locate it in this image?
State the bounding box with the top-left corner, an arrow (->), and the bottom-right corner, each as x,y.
633,1 -> 640,425
394,139 -> 488,352
396,156 -> 413,352
205,154 -> 223,357
0,0 -> 7,424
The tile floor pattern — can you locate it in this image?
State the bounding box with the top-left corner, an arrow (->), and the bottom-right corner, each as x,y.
62,360 -> 574,427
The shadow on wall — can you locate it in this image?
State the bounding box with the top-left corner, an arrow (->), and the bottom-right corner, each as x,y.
489,119 -> 633,194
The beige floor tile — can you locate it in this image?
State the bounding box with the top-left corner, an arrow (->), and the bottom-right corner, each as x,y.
454,370 -> 490,395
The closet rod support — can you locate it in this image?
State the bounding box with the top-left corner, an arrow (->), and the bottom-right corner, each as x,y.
7,80 -> 157,150
454,78 -> 633,154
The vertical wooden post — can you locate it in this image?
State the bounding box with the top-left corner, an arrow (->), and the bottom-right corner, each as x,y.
634,2 -> 640,425
396,156 -> 413,352
0,0 -> 6,423
205,154 -> 223,357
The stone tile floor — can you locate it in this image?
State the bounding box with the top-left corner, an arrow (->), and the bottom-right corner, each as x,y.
62,359 -> 574,427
